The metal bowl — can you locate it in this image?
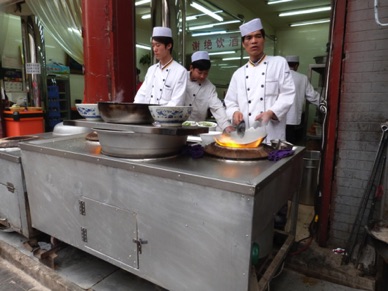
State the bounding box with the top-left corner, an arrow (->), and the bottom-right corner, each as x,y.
94,128 -> 187,158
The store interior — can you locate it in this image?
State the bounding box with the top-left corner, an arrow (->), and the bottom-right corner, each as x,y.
0,0 -> 331,143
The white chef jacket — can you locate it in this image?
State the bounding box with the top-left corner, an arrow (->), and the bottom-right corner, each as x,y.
184,72 -> 231,130
134,60 -> 187,106
286,70 -> 320,125
225,55 -> 295,142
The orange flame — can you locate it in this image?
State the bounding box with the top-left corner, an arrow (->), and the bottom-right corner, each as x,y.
214,134 -> 264,148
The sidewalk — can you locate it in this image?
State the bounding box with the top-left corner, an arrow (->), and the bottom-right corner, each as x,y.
0,228 -> 369,291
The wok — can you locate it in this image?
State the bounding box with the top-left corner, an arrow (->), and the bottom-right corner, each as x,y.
98,102 -> 158,124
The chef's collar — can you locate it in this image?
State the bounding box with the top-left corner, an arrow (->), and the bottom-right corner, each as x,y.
160,58 -> 173,70
249,54 -> 266,67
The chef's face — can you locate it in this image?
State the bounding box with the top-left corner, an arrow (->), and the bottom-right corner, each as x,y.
242,30 -> 265,59
190,67 -> 209,83
152,40 -> 172,61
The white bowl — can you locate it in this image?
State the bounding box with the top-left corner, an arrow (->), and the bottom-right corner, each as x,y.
149,106 -> 192,127
76,104 -> 102,121
200,131 -> 222,145
197,121 -> 218,131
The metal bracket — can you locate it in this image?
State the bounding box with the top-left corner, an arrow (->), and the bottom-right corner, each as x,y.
133,238 -> 148,254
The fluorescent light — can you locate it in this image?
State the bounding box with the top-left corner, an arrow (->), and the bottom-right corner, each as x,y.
290,19 -> 330,27
135,0 -> 150,6
279,6 -> 331,17
208,51 -> 235,56
268,0 -> 293,4
222,56 -> 249,61
141,14 -> 151,19
189,20 -> 240,31
136,44 -> 151,50
190,2 -> 223,22
191,30 -> 239,37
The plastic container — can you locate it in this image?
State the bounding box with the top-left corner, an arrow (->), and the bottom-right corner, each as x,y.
3,110 -> 44,137
300,150 -> 321,205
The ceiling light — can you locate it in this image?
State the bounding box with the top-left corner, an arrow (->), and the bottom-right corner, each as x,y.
135,0 -> 150,6
267,0 -> 293,4
189,20 -> 241,31
222,56 -> 249,61
141,14 -> 151,19
208,51 -> 236,56
136,44 -> 151,50
190,2 -> 223,22
279,6 -> 331,17
290,19 -> 330,27
191,30 -> 227,37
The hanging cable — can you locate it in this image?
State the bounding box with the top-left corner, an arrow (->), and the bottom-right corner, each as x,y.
374,0 -> 388,27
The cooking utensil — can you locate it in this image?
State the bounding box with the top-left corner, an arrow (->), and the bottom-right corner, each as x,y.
225,120 -> 267,145
94,128 -> 187,158
98,102 -> 157,124
236,120 -> 246,137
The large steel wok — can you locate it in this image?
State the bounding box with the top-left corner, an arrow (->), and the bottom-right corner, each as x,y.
98,102 -> 157,124
94,128 -> 187,158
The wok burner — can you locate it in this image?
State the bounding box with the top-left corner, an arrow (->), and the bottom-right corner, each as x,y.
0,135 -> 39,148
204,142 -> 273,160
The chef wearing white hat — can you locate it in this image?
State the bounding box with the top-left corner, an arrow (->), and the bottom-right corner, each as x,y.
134,26 -> 187,106
285,55 -> 320,143
184,51 -> 234,132
224,18 -> 295,142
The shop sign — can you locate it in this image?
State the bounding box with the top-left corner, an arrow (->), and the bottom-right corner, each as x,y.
189,33 -> 240,53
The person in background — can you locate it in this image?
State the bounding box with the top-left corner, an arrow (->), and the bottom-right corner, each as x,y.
185,51 -> 234,133
224,18 -> 295,143
285,55 -> 320,144
134,27 -> 187,105
136,67 -> 143,91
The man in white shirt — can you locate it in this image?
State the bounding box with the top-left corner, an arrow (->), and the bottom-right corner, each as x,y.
285,55 -> 320,144
134,27 -> 187,106
185,51 -> 234,133
224,18 -> 295,143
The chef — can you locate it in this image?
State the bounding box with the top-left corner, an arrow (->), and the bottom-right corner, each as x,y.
285,55 -> 320,143
134,26 -> 187,106
224,18 -> 295,142
185,51 -> 234,133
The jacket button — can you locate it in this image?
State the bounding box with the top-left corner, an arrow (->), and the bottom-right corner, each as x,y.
260,98 -> 263,101
248,113 -> 252,116
246,76 -> 249,79
247,88 -> 250,91
248,100 -> 251,104
261,85 -> 264,88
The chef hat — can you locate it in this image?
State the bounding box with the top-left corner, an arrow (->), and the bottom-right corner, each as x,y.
191,51 -> 210,62
285,55 -> 299,63
152,26 -> 172,38
239,18 -> 263,37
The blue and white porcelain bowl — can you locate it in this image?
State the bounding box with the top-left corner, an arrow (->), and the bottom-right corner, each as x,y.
149,106 -> 192,127
76,103 -> 102,121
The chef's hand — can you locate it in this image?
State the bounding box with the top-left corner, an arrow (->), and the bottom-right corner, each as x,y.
256,110 -> 276,125
232,111 -> 244,125
223,125 -> 236,134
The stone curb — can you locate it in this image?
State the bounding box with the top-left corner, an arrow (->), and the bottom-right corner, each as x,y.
0,239 -> 87,291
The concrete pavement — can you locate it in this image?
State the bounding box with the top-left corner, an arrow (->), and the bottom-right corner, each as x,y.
0,229 -> 370,291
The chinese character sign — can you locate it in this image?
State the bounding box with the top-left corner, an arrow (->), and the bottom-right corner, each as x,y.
190,33 -> 240,53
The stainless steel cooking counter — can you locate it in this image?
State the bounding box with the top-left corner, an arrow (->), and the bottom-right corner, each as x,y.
19,135 -> 305,291
19,135 -> 303,195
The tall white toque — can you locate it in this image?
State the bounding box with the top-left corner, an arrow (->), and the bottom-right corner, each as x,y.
285,55 -> 300,63
239,18 -> 263,37
152,26 -> 172,38
191,51 -> 210,62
